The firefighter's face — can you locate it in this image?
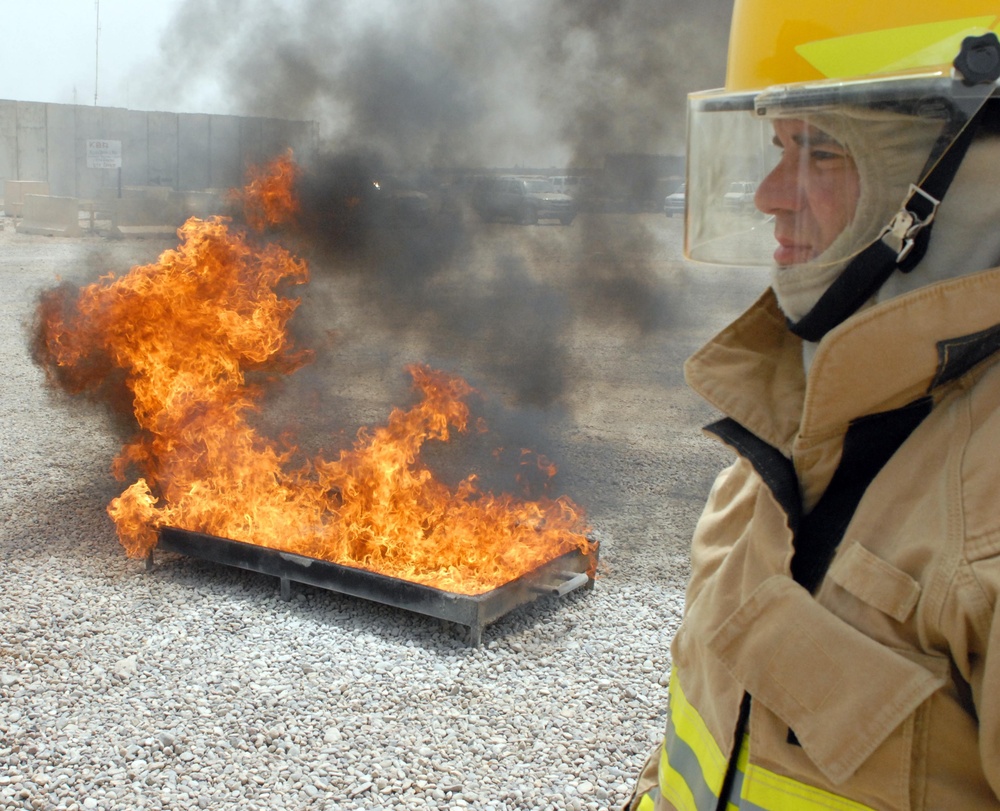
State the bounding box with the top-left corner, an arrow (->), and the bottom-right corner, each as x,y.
755,119 -> 861,267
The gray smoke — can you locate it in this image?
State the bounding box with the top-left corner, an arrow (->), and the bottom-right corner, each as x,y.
142,0 -> 731,450
153,0 -> 730,165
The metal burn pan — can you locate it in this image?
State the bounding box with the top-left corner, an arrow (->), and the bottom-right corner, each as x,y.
150,526 -> 597,646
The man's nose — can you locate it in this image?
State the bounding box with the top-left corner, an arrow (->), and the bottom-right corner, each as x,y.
754,157 -> 800,215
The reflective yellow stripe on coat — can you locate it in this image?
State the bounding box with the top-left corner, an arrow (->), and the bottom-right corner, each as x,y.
637,794 -> 657,811
660,669 -> 876,811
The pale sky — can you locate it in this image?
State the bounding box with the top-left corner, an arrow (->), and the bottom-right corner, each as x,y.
0,0 -> 407,115
1,0 -> 196,110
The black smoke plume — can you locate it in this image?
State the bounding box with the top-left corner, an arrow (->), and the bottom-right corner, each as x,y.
141,0 -> 732,417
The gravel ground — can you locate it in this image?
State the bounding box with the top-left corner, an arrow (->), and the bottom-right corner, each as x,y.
0,210 -> 768,811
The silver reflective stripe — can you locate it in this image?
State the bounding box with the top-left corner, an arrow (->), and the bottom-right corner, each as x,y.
664,711 -> 720,810
731,796 -> 769,811
727,758 -> 745,807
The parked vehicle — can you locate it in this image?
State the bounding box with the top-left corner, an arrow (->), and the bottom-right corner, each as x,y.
373,176 -> 433,226
663,183 -> 686,217
473,175 -> 576,225
723,180 -> 758,213
547,174 -> 591,198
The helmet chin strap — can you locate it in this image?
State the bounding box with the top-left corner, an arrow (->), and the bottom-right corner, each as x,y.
787,110 -> 984,343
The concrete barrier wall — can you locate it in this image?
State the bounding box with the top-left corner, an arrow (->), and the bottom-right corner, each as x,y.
148,112 -> 178,189
178,114 -> 211,193
0,100 -> 318,204
209,115 -> 242,190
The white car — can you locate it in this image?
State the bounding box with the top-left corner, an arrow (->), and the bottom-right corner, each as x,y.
663,183 -> 685,217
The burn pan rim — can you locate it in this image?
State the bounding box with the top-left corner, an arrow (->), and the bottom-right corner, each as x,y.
153,526 -> 598,646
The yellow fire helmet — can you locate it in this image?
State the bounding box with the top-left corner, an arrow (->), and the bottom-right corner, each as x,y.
684,0 -> 1000,304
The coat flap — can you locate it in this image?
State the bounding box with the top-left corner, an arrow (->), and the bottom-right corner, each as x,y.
707,575 -> 947,785
827,542 -> 921,623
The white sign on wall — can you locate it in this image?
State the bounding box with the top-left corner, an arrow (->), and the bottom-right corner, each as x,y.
86,139 -> 122,169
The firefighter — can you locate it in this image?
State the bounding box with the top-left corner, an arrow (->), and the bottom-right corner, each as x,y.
626,1 -> 1000,809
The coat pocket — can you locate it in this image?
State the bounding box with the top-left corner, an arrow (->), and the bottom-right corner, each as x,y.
706,576 -> 947,787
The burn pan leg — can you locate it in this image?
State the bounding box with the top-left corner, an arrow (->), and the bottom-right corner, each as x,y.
280,576 -> 292,601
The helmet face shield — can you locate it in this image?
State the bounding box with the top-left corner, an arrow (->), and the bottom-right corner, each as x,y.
685,73 -> 996,268
685,100 -> 792,267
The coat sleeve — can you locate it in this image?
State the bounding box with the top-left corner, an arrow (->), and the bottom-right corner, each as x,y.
685,457 -> 760,607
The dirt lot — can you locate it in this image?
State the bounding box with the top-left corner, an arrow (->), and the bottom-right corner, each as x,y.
0,208 -> 770,809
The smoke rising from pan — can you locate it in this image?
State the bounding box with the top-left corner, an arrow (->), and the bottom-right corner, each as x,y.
141,0 -> 732,413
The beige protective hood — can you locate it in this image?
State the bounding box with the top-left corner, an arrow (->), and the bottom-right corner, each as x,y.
770,108 -> 944,323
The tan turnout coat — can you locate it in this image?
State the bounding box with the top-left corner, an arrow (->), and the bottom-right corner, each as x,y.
634,266 -> 1000,810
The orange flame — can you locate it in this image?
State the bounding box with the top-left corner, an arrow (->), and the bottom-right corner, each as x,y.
37,152 -> 594,595
229,149 -> 301,231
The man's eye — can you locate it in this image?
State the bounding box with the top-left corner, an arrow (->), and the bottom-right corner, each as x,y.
810,149 -> 844,161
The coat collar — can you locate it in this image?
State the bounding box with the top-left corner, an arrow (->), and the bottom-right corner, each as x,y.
685,267 -> 1000,455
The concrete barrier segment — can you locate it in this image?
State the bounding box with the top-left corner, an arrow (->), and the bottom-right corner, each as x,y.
16,194 -> 82,237
3,180 -> 50,216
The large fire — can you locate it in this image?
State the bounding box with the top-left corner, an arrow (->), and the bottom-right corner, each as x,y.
35,153 -> 595,595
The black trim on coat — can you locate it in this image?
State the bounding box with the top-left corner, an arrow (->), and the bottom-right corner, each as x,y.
932,322 -> 1000,390
707,399 -> 933,593
705,417 -> 802,534
790,397 -> 933,593
707,398 -> 932,766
